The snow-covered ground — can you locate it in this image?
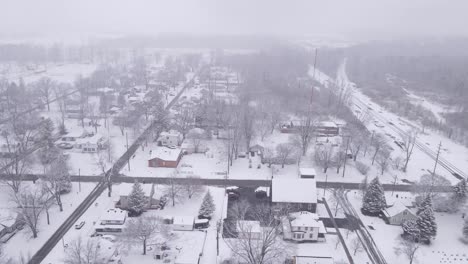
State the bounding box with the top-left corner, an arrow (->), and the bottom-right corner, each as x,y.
1,182 -> 96,261
42,184 -> 227,264
347,191 -> 468,264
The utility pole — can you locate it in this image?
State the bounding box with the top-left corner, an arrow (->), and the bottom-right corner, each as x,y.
432,141 -> 442,177
342,136 -> 351,178
323,173 -> 328,196
126,132 -> 130,171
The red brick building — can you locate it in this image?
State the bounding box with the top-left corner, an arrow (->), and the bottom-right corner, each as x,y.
148,147 -> 182,168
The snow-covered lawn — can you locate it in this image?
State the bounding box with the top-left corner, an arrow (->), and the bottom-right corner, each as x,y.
347,191 -> 468,264
1,182 -> 96,261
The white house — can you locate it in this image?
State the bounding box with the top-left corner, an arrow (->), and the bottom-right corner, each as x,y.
61,129 -> 90,142
172,216 -> 194,231
74,134 -> 107,153
282,211 -> 326,242
95,209 -> 127,234
299,167 -> 316,179
382,202 -> 417,226
157,130 -> 183,147
237,220 -> 261,240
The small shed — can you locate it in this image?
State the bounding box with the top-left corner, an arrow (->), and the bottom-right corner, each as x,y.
382,202 -> 417,226
299,167 -> 316,179
173,216 -> 195,231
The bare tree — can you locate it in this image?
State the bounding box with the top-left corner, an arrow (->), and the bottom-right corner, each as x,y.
276,142 -> 297,168
121,216 -> 170,255
241,104 -> 255,150
401,132 -> 417,172
293,115 -> 316,156
187,128 -> 205,153
224,200 -> 292,264
0,154 -> 30,194
376,148 -> 392,175
371,134 -> 387,165
395,237 -> 420,264
174,108 -> 192,139
36,77 -> 54,111
262,147 -> 276,168
350,237 -> 364,256
165,173 -> 184,206
53,85 -> 68,133
42,152 -> 71,211
314,144 -> 335,173
13,186 -> 46,238
63,236 -> 104,264
183,176 -> 204,199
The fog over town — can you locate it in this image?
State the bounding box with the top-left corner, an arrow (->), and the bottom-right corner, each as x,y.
0,1 -> 468,264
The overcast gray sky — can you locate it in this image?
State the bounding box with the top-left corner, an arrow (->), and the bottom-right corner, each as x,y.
2,0 -> 468,41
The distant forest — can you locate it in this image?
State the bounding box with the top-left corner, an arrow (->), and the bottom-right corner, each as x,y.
318,39 -> 468,145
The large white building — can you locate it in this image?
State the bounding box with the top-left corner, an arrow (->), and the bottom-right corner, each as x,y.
157,130 -> 183,147
95,208 -> 127,234
282,211 -> 326,242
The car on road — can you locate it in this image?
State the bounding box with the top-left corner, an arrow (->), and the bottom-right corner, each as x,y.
57,142 -> 73,149
101,235 -> 117,242
75,221 -> 85,229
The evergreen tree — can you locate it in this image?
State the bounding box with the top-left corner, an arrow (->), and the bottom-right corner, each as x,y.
40,118 -> 55,147
362,177 -> 387,215
198,191 -> 215,219
416,207 -> 437,243
463,218 -> 468,241
402,219 -> 420,240
452,179 -> 467,202
416,195 -> 432,215
128,181 -> 146,216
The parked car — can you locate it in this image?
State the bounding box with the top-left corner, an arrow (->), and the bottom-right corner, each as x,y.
101,235 -> 117,242
57,142 -> 73,149
75,221 -> 85,229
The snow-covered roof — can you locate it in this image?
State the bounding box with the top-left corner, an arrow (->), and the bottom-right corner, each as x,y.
237,220 -> 261,233
159,130 -> 181,138
299,167 -> 316,176
272,179 -> 317,204
289,211 -> 326,233
318,121 -> 338,128
76,134 -> 104,145
63,129 -> 87,138
150,147 -> 181,161
100,208 -> 126,222
173,216 -> 194,226
383,202 -> 415,218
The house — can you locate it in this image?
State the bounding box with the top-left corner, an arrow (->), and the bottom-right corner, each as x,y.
282,211 -> 326,242
95,209 -> 127,234
382,202 -> 417,226
74,134 -> 107,153
148,147 -> 182,168
249,144 -> 264,157
61,129 -> 90,142
157,130 -> 183,147
172,216 -> 195,231
293,256 -> 334,264
237,220 -> 261,240
316,121 -> 339,137
299,167 -> 316,179
115,184 -> 160,211
272,178 -> 317,213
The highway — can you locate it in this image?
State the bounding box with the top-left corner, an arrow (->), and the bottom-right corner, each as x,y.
28,74 -> 196,264
334,60 -> 467,180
